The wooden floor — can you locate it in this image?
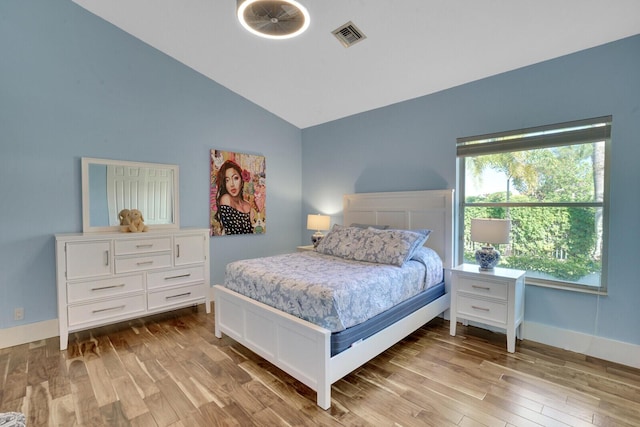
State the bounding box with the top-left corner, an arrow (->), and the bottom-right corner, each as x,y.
1,305 -> 639,427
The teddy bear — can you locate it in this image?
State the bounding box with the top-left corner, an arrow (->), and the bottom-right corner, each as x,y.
120,209 -> 149,233
118,209 -> 130,225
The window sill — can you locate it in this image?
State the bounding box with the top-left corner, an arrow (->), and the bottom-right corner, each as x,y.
525,278 -> 607,296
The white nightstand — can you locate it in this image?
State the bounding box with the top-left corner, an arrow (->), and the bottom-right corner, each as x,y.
297,245 -> 316,252
450,263 -> 525,353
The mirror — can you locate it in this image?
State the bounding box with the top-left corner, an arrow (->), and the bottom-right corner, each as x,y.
81,157 -> 179,232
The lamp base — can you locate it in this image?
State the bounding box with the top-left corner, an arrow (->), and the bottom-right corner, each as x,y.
311,232 -> 324,247
475,246 -> 500,270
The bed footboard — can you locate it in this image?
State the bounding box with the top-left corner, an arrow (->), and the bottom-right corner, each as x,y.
214,284 -> 333,409
214,284 -> 450,409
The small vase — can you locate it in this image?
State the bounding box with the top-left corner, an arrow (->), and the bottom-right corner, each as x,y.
311,232 -> 324,247
475,246 -> 500,270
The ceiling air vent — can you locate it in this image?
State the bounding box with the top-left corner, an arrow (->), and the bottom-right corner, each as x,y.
332,21 -> 366,47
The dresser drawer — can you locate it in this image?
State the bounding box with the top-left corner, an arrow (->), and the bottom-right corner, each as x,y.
67,274 -> 144,303
457,295 -> 507,324
68,294 -> 146,326
457,276 -> 508,300
147,266 -> 205,290
114,237 -> 172,255
115,253 -> 172,274
147,283 -> 206,310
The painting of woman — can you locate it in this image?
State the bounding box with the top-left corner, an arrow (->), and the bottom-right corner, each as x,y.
210,150 -> 266,236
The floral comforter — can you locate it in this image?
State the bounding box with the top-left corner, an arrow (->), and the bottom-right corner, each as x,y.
223,247 -> 443,332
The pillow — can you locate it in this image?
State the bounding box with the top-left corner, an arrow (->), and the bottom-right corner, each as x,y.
315,224 -> 359,257
392,228 -> 432,259
410,246 -> 444,285
349,223 -> 389,230
316,225 -> 431,266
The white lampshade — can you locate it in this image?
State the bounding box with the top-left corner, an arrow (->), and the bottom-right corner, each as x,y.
470,218 -> 511,245
307,214 -> 330,231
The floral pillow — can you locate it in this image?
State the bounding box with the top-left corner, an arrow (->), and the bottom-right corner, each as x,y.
316,225 -> 431,266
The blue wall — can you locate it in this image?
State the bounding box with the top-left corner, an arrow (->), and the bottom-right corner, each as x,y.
302,35 -> 640,345
0,0 -> 302,329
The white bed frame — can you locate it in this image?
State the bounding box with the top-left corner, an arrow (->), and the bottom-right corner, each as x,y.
214,189 -> 454,409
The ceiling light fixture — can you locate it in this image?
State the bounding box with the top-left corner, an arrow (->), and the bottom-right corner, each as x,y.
237,0 -> 310,40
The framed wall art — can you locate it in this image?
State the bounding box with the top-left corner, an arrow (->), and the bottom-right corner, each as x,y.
210,149 -> 266,236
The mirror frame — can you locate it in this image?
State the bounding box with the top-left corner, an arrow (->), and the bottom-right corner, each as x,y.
81,157 -> 180,232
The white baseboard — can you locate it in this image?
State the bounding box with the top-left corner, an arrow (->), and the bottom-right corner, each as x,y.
523,321 -> 640,369
0,319 -> 59,349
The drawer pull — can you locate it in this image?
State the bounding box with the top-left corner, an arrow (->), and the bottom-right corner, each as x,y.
104,250 -> 110,266
166,292 -> 191,300
92,283 -> 125,291
136,260 -> 154,266
472,285 -> 491,291
471,305 -> 490,312
92,305 -> 125,314
136,244 -> 153,248
164,273 -> 192,280
176,244 -> 180,258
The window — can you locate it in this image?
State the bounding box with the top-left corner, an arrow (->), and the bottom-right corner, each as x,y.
457,116 -> 611,293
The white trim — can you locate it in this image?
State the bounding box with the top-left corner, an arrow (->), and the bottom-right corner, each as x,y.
0,319 -> 59,349
523,321 -> 640,369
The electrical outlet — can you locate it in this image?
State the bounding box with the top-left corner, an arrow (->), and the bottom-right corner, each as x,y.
14,307 -> 24,321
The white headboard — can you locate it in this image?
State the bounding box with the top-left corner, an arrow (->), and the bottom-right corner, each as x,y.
343,189 -> 455,270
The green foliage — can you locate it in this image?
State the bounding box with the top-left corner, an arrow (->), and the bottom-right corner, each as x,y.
503,256 -> 595,281
465,202 -> 600,282
464,143 -> 603,285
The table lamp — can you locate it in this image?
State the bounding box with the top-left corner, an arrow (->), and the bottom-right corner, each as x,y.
470,218 -> 511,270
307,214 -> 330,247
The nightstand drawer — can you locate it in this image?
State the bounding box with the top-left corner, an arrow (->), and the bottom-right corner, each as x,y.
457,276 -> 508,300
457,295 -> 507,324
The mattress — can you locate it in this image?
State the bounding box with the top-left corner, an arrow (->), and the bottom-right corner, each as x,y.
330,281 -> 444,355
223,247 -> 443,333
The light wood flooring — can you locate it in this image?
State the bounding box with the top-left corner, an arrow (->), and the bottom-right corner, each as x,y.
1,304 -> 639,426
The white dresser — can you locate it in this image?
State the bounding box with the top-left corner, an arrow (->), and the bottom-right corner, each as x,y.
55,228 -> 211,350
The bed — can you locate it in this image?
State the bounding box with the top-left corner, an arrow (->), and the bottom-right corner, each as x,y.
214,189 -> 454,409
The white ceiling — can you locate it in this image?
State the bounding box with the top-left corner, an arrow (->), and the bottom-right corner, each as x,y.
72,0 -> 640,129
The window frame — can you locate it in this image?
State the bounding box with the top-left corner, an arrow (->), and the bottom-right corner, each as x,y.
456,116 -> 611,294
